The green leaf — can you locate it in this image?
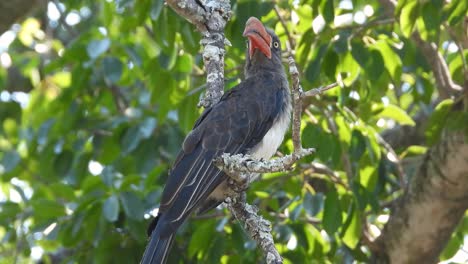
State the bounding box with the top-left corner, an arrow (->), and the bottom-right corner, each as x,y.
359,165 -> 377,189
175,54 -> 193,74
443,0 -> 468,26
322,189 -> 342,235
349,130 -> 366,161
188,221 -> 215,258
400,145 -> 428,158
366,49 -> 385,82
0,201 -> 20,220
337,52 -> 360,86
53,150 -> 74,176
119,192 -> 144,220
87,39 -> 111,59
420,3 -> 441,41
150,0 -> 164,21
102,57 -> 123,85
50,182 -> 76,200
303,192 -> 323,217
440,232 -> 463,260
1,150 -> 20,172
425,99 -> 454,145
320,0 -> 334,23
120,126 -> 142,154
322,49 -> 338,80
140,117 -> 157,138
103,195 -> 119,222
31,199 -> 66,220
305,44 -> 328,83
342,203 -> 361,249
400,1 -> 419,37
373,40 -> 402,85
374,104 -> 416,126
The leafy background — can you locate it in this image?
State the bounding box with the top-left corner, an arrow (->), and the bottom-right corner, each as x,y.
0,0 -> 467,263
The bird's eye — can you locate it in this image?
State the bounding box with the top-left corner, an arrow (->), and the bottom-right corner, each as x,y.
273,41 -> 279,48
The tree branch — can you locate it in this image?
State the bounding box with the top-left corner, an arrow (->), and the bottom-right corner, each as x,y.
0,0 -> 42,35
166,0 -> 231,108
225,193 -> 283,264
372,1 -> 468,261
378,0 -> 463,99
376,131 -> 468,263
214,148 -> 315,175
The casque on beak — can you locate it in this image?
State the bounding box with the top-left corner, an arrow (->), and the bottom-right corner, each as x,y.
243,17 -> 272,59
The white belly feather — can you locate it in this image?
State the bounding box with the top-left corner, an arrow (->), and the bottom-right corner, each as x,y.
249,103 -> 291,160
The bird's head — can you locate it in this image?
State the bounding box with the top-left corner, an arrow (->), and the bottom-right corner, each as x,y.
243,17 -> 284,78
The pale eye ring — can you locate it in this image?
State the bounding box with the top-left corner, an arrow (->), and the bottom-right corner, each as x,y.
273,42 -> 279,48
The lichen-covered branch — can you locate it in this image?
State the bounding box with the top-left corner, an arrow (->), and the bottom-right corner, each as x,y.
214,148 -> 315,175
288,56 -> 304,152
225,193 -> 283,264
165,0 -> 208,32
166,0 -> 231,108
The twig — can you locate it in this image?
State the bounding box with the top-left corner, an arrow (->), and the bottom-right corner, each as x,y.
52,0 -> 79,37
288,56 -> 304,152
109,85 -> 128,113
301,162 -> 349,189
412,33 -> 463,99
375,133 -> 407,189
302,82 -> 339,98
273,5 -> 295,50
272,212 -> 321,225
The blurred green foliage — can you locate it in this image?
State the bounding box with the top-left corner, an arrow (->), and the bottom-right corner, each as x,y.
0,0 -> 467,263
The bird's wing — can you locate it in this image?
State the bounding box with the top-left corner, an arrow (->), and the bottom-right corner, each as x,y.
157,73 -> 286,235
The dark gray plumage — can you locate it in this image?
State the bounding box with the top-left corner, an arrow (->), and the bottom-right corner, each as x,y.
141,17 -> 291,264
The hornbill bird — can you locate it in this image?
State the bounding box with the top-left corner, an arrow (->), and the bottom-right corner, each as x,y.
141,17 -> 291,264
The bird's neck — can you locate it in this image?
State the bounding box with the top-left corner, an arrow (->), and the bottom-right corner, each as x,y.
244,65 -> 287,80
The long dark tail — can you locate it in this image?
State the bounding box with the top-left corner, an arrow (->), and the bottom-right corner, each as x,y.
140,226 -> 175,264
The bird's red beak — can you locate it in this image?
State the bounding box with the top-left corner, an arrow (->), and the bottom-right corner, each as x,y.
243,17 -> 272,59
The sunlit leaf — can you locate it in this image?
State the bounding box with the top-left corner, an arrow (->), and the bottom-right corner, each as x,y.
342,203 -> 361,249
443,0 -> 468,26
400,1 -> 419,37
373,104 -> 416,126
